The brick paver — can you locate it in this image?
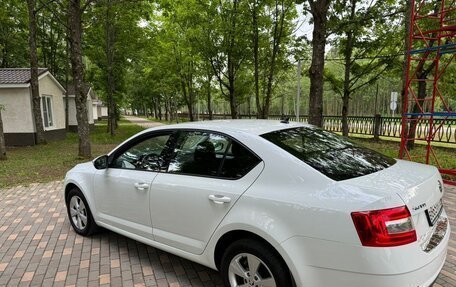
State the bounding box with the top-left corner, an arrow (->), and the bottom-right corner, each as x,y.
0,181 -> 222,287
0,181 -> 455,287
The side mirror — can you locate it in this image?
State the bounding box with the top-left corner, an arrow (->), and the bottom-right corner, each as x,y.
93,155 -> 109,170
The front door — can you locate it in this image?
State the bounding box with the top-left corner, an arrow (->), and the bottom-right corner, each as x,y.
150,130 -> 264,254
93,131 -> 175,239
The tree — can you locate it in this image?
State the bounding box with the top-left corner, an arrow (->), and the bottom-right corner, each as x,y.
87,0 -> 156,129
400,0 -> 412,114
0,0 -> 29,68
403,1 -> 441,150
27,0 -> 47,145
68,0 -> 92,158
36,0 -> 68,84
200,0 -> 251,119
307,0 -> 331,127
325,0 -> 402,136
0,105 -> 6,160
251,0 -> 297,119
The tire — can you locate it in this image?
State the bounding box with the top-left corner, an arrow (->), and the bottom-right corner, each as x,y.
66,187 -> 99,236
220,238 -> 292,287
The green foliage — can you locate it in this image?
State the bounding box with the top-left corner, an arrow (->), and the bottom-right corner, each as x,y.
85,0 -> 147,108
324,0 -> 402,116
0,120 -> 144,188
0,0 -> 29,67
1,0 -> 453,121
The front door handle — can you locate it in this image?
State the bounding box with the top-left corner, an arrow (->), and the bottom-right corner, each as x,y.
134,182 -> 149,191
208,194 -> 231,204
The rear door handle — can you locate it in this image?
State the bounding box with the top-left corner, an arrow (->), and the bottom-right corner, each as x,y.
208,194 -> 231,204
134,182 -> 150,191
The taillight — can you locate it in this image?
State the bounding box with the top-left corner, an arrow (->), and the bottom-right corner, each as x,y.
351,206 -> 417,247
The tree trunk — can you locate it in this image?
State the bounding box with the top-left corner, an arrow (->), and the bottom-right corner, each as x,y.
153,99 -> 158,120
341,31 -> 354,136
188,73 -> 195,121
252,0 -> 261,118
403,1 -> 439,151
399,0 -> 412,157
181,78 -> 194,121
106,0 -> 116,136
341,0 -> 356,137
27,0 -> 47,145
65,38 -> 70,131
401,0 -> 412,113
308,0 -> 330,127
228,0 -> 238,119
229,89 -> 237,119
158,100 -> 162,120
207,74 -> 213,120
68,0 -> 91,158
262,0 -> 287,119
406,77 -> 428,150
0,109 -> 6,160
341,90 -> 350,136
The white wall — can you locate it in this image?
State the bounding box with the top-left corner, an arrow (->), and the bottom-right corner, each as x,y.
68,95 -> 95,126
0,88 -> 34,133
101,106 -> 108,117
92,103 -> 99,120
39,75 -> 66,131
87,96 -> 94,124
68,97 -> 77,126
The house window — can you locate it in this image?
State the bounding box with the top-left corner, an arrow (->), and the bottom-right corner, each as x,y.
41,95 -> 54,128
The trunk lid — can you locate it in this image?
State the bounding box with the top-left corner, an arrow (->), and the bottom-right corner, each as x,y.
341,159 -> 444,242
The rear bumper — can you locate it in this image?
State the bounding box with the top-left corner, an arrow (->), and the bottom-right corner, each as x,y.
281,214 -> 450,287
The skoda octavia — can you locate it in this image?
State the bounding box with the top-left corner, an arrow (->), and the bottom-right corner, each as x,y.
64,120 -> 449,287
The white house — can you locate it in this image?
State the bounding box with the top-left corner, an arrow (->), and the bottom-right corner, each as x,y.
92,97 -> 107,121
0,68 -> 66,146
67,84 -> 109,130
67,84 -> 97,132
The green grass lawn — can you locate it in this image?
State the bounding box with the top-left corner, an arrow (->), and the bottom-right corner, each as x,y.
0,120 -> 144,189
0,119 -> 454,189
350,137 -> 456,169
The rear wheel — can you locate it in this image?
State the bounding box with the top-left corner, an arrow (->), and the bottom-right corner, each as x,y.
221,239 -> 291,287
66,188 -> 98,236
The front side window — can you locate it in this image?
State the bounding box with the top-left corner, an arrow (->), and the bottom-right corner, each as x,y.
168,131 -> 260,179
261,127 -> 396,181
41,95 -> 53,128
111,133 -> 173,171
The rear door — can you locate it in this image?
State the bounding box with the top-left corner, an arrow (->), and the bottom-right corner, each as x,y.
150,130 -> 264,254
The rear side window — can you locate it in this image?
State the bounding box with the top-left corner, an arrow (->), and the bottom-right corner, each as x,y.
168,131 -> 261,179
219,141 -> 260,179
261,127 -> 396,181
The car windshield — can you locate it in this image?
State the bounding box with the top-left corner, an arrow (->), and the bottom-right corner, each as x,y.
261,127 -> 396,181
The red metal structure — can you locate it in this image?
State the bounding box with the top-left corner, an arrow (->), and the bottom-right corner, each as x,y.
399,0 -> 456,185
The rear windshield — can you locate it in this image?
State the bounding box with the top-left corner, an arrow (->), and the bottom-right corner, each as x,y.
261,127 -> 396,181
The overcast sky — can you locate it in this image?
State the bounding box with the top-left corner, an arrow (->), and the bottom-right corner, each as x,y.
294,4 -> 313,40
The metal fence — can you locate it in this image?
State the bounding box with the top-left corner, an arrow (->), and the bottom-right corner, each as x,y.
194,114 -> 456,145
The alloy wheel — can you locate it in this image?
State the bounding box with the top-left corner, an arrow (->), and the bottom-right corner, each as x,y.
69,195 -> 88,230
228,253 -> 276,287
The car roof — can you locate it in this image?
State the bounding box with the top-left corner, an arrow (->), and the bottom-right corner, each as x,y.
148,119 -> 309,136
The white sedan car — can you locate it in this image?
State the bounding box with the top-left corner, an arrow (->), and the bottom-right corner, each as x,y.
64,120 -> 449,287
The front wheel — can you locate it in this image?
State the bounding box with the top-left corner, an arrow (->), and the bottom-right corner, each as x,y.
66,188 -> 99,236
220,239 -> 292,287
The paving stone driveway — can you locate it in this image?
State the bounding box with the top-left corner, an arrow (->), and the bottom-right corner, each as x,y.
0,181 -> 455,287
